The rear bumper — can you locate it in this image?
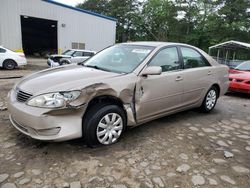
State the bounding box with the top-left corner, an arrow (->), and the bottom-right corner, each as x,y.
17,58 -> 27,66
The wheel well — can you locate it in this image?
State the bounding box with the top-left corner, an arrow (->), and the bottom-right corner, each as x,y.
3,59 -> 17,66
212,83 -> 220,96
83,95 -> 126,120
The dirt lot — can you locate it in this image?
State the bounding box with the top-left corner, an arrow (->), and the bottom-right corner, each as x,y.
0,59 -> 250,188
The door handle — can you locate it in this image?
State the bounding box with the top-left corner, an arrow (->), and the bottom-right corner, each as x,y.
175,76 -> 183,81
208,71 -> 212,75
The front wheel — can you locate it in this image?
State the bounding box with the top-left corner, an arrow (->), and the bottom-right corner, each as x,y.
200,86 -> 218,112
83,104 -> 126,147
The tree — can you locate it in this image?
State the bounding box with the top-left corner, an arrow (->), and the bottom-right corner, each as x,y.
77,0 -> 109,15
77,0 -> 142,42
140,0 -> 179,41
77,0 -> 250,51
216,0 -> 250,42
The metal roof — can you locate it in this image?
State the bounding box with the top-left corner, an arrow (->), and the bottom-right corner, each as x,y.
42,0 -> 117,22
209,40 -> 250,50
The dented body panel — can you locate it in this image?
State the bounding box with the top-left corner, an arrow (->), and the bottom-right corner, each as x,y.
8,42 -> 229,141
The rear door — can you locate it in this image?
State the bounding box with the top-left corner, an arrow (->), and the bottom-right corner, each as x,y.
136,46 -> 184,122
179,46 -> 213,106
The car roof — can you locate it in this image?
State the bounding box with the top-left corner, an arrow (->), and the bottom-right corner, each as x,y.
70,49 -> 96,53
122,41 -> 193,48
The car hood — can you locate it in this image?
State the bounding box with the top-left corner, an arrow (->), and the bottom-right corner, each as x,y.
229,69 -> 250,74
17,65 -> 121,95
229,73 -> 250,79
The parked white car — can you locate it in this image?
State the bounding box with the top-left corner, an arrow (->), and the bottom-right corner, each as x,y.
0,46 -> 27,70
47,49 -> 96,67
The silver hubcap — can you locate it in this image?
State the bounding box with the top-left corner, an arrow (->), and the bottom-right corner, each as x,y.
7,63 -> 14,68
206,89 -> 216,110
96,113 -> 123,145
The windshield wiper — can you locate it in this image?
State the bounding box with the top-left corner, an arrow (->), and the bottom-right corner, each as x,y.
84,65 -> 112,72
84,64 -> 127,74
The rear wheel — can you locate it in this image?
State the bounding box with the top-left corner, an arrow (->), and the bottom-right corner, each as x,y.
200,86 -> 218,112
3,59 -> 16,70
83,103 -> 126,147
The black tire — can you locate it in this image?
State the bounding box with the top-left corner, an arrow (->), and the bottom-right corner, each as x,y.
3,59 -> 16,70
83,103 -> 126,148
200,86 -> 218,113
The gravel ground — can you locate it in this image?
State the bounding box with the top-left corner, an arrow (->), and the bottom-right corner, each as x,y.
0,59 -> 250,188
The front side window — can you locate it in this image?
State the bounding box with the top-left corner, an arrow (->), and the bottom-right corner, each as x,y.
149,47 -> 180,72
84,44 -> 154,73
181,47 -> 210,69
73,51 -> 83,57
0,48 -> 6,53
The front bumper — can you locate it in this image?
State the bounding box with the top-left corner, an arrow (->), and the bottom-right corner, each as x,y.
7,89 -> 84,141
47,59 -> 59,67
229,81 -> 250,94
16,58 -> 27,67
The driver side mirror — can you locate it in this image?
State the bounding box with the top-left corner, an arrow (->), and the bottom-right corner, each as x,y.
141,66 -> 162,76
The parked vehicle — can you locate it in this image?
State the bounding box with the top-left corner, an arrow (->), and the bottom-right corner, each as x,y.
0,46 -> 27,70
229,61 -> 250,94
229,61 -> 250,74
47,49 -> 96,67
8,42 -> 229,147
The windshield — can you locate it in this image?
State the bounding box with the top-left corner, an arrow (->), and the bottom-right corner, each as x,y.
84,44 -> 154,73
235,61 -> 250,71
62,50 -> 75,56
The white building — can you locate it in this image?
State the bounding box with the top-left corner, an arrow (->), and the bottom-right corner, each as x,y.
0,0 -> 116,55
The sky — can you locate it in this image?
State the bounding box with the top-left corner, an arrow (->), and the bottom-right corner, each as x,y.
53,0 -> 84,7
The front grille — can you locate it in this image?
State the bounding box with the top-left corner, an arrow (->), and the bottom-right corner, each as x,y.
16,89 -> 33,102
235,79 -> 243,82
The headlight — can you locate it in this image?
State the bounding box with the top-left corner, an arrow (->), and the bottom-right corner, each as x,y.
26,91 -> 81,108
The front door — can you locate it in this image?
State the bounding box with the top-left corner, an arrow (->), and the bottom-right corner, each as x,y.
135,47 -> 184,123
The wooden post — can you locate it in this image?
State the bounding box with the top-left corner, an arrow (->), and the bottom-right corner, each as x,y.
217,49 -> 220,63
225,50 -> 228,66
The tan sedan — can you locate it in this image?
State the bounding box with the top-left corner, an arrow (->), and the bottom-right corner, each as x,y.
8,42 -> 229,147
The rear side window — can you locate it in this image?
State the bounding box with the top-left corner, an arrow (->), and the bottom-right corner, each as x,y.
83,52 -> 94,57
0,48 -> 6,53
149,47 -> 180,72
180,47 -> 210,69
